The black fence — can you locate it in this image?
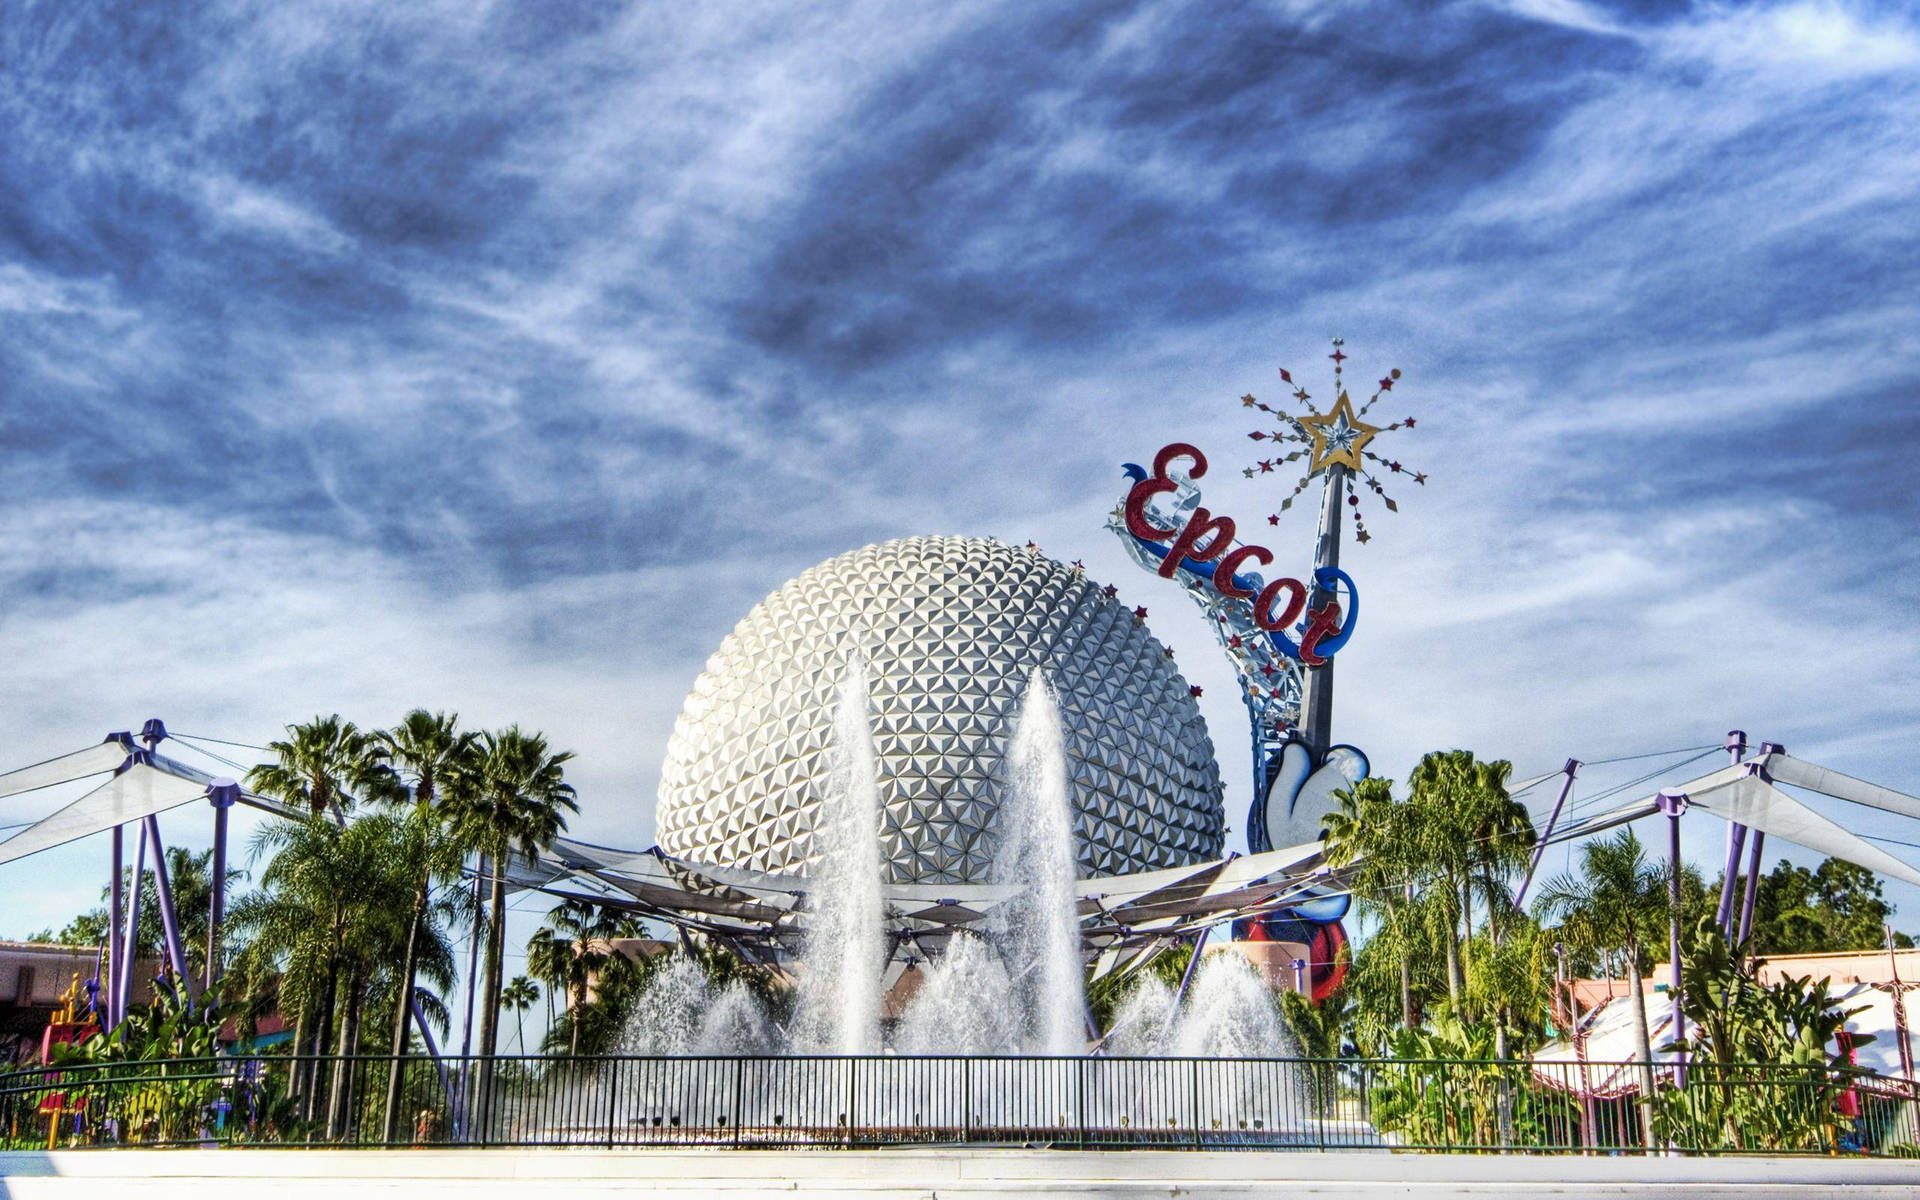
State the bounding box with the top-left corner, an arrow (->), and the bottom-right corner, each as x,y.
4,1054 -> 1916,1155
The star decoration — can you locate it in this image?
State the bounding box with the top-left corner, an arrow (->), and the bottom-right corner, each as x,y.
1235,340 -> 1425,546
1296,390 -> 1380,474
1132,606 -> 1148,621
1189,686 -> 1203,697
1228,635 -> 1243,648
1071,559 -> 1084,572
1102,584 -> 1117,598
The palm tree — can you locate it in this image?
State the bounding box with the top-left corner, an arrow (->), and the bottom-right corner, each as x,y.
373,710 -> 476,1144
1406,750 -> 1532,1012
1323,776 -> 1421,1028
228,810 -> 420,1132
1536,828 -> 1670,1151
500,976 -> 539,1053
443,727 -> 577,1120
248,715 -> 400,822
528,899 -> 638,1056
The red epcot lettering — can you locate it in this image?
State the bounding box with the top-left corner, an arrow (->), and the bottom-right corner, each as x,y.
1253,577 -> 1307,632
1212,545 -> 1273,599
1124,443 -> 1206,542
1298,601 -> 1343,666
1161,508 -> 1235,578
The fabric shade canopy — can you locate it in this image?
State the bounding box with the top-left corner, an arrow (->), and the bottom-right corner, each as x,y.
0,739 -> 135,802
1542,753 -> 1920,888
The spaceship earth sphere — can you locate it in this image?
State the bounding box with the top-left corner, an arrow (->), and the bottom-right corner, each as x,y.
654,536 -> 1225,883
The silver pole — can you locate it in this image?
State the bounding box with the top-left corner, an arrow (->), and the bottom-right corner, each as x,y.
1297,464 -> 1347,760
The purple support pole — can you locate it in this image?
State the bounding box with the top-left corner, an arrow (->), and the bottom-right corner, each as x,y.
144,815 -> 193,1005
206,780 -> 238,994
109,825 -> 124,1027
1715,732 -> 1748,931
1291,957 -> 1308,995
116,822 -> 148,1026
1737,830 -> 1766,950
1715,825 -> 1748,931
1660,792 -> 1687,1086
1514,759 -> 1580,909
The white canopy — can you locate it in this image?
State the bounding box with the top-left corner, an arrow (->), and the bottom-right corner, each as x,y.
0,739 -> 135,801
0,745 -> 284,868
1544,754 -> 1920,889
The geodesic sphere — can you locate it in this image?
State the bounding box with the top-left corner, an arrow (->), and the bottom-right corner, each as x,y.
654,536 -> 1224,883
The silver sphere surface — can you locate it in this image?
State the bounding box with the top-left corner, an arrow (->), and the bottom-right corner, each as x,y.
655,536 -> 1225,883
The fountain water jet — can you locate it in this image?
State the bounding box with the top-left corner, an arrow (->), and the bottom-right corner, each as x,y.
987,670 -> 1086,1055
790,657 -> 887,1054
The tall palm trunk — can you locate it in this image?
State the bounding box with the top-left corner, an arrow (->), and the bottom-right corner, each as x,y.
328,964 -> 366,1139
288,1005 -> 310,1103
473,854 -> 507,1137
1458,876 -> 1474,1000
1626,943 -> 1658,1152
305,967 -> 338,1125
569,970 -> 583,1058
1399,956 -> 1414,1028
381,877 -> 430,1144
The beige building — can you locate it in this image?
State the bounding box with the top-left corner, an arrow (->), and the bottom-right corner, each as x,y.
0,940 -> 162,1062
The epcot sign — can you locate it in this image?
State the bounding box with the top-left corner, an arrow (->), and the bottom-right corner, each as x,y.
1120,440 -> 1356,667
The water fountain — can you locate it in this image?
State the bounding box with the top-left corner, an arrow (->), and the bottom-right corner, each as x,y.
611,663 -> 1296,1064
789,658 -> 887,1055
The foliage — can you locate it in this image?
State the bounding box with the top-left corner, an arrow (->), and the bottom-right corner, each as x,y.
40,981 -> 249,1144
443,725 -> 578,1065
246,714 -> 400,820
1741,857 -> 1912,955
1366,1016 -> 1574,1149
527,899 -> 640,1055
38,847 -> 248,983
1657,916 -> 1873,1152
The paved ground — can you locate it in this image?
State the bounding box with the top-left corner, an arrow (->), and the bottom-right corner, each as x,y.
4,1147 -> 1920,1198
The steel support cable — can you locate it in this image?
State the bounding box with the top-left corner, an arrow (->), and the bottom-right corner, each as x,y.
166,731 -> 270,751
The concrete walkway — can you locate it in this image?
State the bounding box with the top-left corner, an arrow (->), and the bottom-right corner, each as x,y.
4,1147 -> 1920,1198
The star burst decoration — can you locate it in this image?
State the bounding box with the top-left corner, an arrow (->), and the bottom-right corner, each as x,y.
1239,338 -> 1426,544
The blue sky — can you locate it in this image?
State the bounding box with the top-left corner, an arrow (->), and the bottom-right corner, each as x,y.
4,0 -> 1919,969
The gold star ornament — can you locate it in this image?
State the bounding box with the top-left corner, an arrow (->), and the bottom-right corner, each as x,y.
1296,390 -> 1379,474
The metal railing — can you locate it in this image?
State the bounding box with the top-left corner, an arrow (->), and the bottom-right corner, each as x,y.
4,1054 -> 1916,1155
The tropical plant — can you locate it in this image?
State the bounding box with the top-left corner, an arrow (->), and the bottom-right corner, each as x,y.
527,899 -> 637,1056
500,976 -> 540,1054
1657,916 -> 1872,1151
1405,751 -> 1531,1017
247,714 -> 400,821
370,709 -> 475,1142
442,728 -> 576,1111
50,846 -> 249,990
1366,1014 -> 1575,1150
225,809 -> 451,1136
1534,827 -> 1671,1150
1323,776 -> 1424,1031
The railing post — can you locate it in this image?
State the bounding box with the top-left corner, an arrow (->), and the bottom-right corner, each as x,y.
1190,1059 -> 1201,1148
732,1057 -> 745,1147
847,1056 -> 858,1148
961,1058 -> 971,1143
605,1057 -> 619,1148
1075,1056 -> 1086,1149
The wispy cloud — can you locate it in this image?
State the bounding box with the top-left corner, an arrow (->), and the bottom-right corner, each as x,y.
3,0 -> 1918,930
